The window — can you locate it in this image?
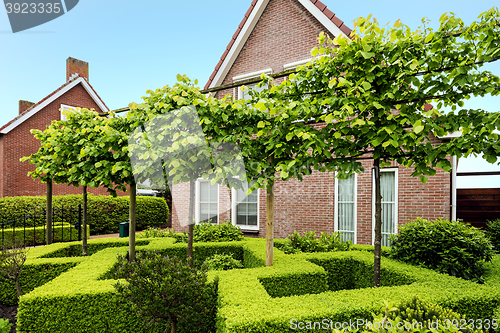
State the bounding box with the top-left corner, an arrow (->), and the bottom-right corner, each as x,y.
196,179 -> 218,224
372,168 -> 398,247
232,181 -> 258,230
335,174 -> 357,243
60,104 -> 77,121
233,68 -> 272,101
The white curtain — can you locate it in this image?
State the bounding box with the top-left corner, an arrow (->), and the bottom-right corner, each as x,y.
380,172 -> 395,247
338,175 -> 355,242
200,181 -> 218,223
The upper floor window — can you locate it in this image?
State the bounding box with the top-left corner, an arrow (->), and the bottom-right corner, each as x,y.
233,68 -> 272,101
60,104 -> 77,121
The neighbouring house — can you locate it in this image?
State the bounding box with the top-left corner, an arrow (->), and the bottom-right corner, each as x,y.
0,57 -> 118,198
170,0 -> 457,245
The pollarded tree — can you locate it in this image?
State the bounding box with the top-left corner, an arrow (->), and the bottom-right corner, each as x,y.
22,108 -> 138,259
22,108 -> 113,255
275,8 -> 500,286
128,75 -> 247,260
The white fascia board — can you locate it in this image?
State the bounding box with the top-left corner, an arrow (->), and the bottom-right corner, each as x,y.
233,68 -> 273,82
283,58 -> 312,70
297,0 -> 348,39
80,79 -> 109,113
209,0 -> 270,89
1,77 -> 108,134
438,129 -> 500,139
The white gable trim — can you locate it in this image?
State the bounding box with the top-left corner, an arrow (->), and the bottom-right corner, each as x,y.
1,77 -> 108,134
209,0 -> 270,89
296,0 -> 347,40
209,0 -> 350,89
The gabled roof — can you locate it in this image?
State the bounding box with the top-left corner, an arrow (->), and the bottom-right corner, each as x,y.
0,75 -> 109,134
204,0 -> 352,90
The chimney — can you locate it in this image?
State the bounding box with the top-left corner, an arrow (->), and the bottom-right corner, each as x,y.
19,100 -> 35,115
66,57 -> 89,82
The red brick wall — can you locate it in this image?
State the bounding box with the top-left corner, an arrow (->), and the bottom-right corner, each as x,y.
0,83 -> 127,198
215,0 -> 330,99
170,0 -> 452,244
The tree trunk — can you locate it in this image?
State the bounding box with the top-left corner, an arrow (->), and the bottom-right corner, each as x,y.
171,318 -> 177,333
129,182 -> 137,262
187,180 -> 194,261
46,180 -> 53,245
266,181 -> 274,267
15,277 -> 22,297
373,158 -> 382,288
82,186 -> 88,256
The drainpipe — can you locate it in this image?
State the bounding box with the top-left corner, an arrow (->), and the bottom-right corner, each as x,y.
451,156 -> 457,221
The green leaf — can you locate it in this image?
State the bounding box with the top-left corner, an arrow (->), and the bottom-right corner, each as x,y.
413,120 -> 424,134
286,133 -> 294,141
257,121 -> 266,128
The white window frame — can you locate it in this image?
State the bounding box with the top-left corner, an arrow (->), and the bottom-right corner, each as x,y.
371,168 -> 399,246
195,178 -> 219,224
231,184 -> 259,231
283,58 -> 311,71
233,68 -> 272,100
334,173 -> 357,244
60,104 -> 77,121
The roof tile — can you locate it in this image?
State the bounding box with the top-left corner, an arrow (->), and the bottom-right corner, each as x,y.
314,0 -> 326,12
331,15 -> 343,27
323,8 -> 335,20
239,16 -> 248,29
339,24 -> 352,36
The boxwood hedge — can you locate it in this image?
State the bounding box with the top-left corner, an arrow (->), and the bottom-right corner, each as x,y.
14,237 -> 500,333
0,194 -> 169,235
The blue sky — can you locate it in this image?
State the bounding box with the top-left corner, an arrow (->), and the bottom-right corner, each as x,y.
0,0 -> 499,187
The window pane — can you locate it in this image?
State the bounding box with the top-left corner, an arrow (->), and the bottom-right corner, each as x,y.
247,215 -> 258,226
210,183 -> 218,201
237,203 -> 247,216
337,175 -> 355,242
200,182 -> 209,201
380,171 -> 396,247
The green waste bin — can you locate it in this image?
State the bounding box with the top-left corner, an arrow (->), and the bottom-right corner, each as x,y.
119,222 -> 129,238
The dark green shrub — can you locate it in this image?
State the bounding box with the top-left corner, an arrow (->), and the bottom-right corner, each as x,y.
114,250 -> 217,333
192,222 -> 243,242
0,319 -> 11,333
279,230 -> 351,254
0,194 -> 169,235
389,218 -> 494,283
204,253 -> 243,271
485,219 -> 500,253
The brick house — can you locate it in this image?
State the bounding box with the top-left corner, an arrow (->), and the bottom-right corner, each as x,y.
0,57 -> 116,198
170,0 -> 455,245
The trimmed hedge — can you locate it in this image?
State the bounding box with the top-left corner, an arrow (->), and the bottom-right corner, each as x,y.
0,261 -> 79,305
0,194 -> 169,235
1,223 -> 89,247
14,237 -> 500,333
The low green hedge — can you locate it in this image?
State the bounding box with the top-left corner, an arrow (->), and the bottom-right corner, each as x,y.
0,260 -> 80,305
0,194 -> 169,235
14,238 -> 500,333
1,223 -> 89,247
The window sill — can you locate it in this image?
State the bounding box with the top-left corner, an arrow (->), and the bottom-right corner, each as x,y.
241,229 -> 259,234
